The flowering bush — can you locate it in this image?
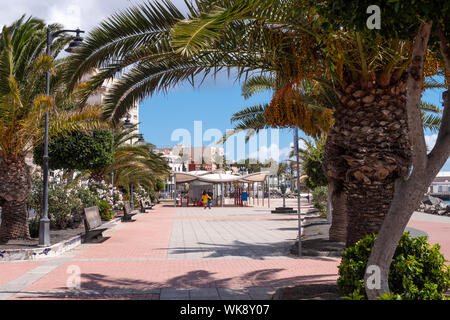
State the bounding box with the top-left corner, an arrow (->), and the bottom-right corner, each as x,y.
89,181 -> 124,210
28,172 -> 155,232
119,185 -> 152,208
134,185 -> 148,203
28,172 -> 93,230
98,199 -> 114,221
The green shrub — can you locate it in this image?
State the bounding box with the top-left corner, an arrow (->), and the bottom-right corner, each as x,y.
155,179 -> 165,192
338,232 -> 450,300
33,129 -> 113,171
77,187 -> 100,209
28,215 -> 40,238
97,199 -> 114,221
312,186 -> 328,216
149,190 -> 158,203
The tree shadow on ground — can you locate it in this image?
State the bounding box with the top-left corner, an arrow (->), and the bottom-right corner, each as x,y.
12,268 -> 338,299
165,240 -> 338,262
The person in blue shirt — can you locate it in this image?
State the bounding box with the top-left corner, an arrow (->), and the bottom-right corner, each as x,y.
207,191 -> 213,209
242,188 -> 248,206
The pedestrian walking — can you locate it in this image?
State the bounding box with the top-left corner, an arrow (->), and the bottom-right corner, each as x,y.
207,190 -> 213,209
242,188 -> 248,206
201,191 -> 210,210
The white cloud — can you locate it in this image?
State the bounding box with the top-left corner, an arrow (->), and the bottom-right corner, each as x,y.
425,134 -> 438,151
249,144 -> 282,162
246,139 -> 306,163
425,134 -> 450,172
49,4 -> 82,29
279,140 -> 307,160
1,0 -> 189,32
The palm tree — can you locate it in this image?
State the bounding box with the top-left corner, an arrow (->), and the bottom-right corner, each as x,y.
62,0 -> 255,124
98,124 -> 170,193
224,51 -> 440,242
0,18 -> 106,242
170,0 -> 445,246
63,0 -> 445,246
276,162 -> 288,188
218,104 -> 268,144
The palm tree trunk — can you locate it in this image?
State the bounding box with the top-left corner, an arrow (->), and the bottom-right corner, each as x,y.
327,181 -> 347,242
323,129 -> 348,243
0,156 -> 32,243
329,80 -> 412,247
0,200 -> 30,242
365,22 -> 447,299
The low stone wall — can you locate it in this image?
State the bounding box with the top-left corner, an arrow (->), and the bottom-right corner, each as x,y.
0,217 -> 122,262
0,234 -> 82,262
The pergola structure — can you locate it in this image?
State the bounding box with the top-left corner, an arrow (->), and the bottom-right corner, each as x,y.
173,170 -> 271,207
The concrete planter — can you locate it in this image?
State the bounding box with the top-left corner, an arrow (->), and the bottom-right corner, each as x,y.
0,217 -> 122,262
0,234 -> 82,262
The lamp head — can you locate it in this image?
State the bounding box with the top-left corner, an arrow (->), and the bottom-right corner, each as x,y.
65,29 -> 84,53
122,116 -> 133,129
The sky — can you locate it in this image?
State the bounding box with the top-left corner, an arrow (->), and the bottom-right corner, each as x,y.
1,0 -> 449,171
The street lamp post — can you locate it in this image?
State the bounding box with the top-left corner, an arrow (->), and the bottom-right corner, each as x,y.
39,27 -> 84,247
111,129 -> 115,209
294,127 -> 302,257
122,116 -> 135,210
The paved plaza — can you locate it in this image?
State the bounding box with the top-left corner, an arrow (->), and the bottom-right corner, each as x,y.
0,200 -> 449,300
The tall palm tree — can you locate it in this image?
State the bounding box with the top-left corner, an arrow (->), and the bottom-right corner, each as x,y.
170,0 -> 445,246
63,0 -> 445,245
223,56 -> 440,242
0,18 -> 106,242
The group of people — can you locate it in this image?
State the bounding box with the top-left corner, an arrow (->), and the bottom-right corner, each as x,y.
200,188 -> 251,208
201,190 -> 214,209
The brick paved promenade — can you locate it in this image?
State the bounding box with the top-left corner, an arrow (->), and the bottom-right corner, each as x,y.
0,200 -> 448,300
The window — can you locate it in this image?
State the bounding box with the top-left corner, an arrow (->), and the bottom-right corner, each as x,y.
438,186 -> 443,192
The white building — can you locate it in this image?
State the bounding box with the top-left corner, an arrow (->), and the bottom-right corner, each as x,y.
84,73 -> 140,139
171,144 -> 225,166
155,144 -> 225,197
429,171 -> 450,194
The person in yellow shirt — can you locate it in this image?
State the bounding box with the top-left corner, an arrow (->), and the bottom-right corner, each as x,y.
201,191 -> 211,209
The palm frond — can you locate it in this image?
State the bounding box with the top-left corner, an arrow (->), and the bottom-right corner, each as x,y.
241,74 -> 274,99
230,104 -> 267,122
421,111 -> 442,132
171,0 -> 304,56
421,101 -> 443,114
64,0 -> 185,92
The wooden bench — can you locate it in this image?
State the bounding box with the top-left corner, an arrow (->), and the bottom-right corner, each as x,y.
139,199 -> 154,213
83,206 -> 113,242
122,201 -> 138,222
